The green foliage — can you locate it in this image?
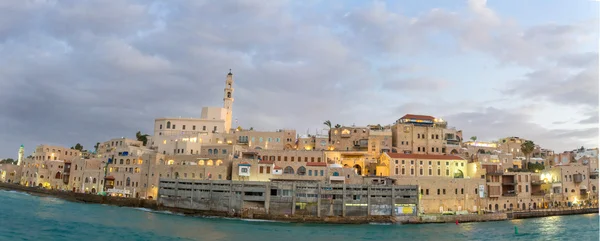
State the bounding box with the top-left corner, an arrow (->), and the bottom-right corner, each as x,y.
470,136 -> 477,141
323,120 -> 332,128
136,131 -> 149,146
334,124 -> 341,128
520,140 -> 535,170
527,162 -> 545,172
0,158 -> 16,164
73,143 -> 83,151
94,142 -> 100,153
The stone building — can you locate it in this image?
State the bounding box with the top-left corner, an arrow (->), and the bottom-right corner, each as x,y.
391,114 -> 462,155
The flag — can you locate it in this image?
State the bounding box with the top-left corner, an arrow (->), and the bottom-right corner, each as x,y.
107,158 -> 113,164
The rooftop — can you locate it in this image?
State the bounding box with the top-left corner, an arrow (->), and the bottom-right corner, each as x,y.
386,153 -> 465,161
400,114 -> 435,121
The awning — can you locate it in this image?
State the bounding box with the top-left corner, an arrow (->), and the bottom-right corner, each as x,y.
580,185 -> 587,190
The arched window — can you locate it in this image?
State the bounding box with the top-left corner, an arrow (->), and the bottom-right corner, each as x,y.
126,159 -> 130,165
227,92 -> 231,98
175,172 -> 179,179
166,121 -> 171,129
283,166 -> 294,174
216,160 -> 223,166
126,177 -> 131,186
213,148 -> 218,154
208,149 -> 213,154
297,166 -> 306,175
75,165 -> 78,170
160,124 -> 163,129
55,172 -> 61,179
92,178 -> 97,184
85,177 -> 89,183
120,159 -> 124,164
198,160 -> 205,165
207,160 -> 213,166
333,172 -> 339,176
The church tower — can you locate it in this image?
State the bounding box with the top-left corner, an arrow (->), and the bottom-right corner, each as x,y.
223,70 -> 234,133
17,144 -> 24,166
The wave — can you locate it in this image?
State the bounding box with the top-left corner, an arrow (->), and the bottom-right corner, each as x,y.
0,190 -> 31,196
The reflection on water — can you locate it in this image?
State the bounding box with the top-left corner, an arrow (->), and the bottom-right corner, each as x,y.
0,190 -> 598,241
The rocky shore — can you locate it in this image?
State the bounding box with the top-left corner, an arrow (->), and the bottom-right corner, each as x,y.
1,182 -> 597,224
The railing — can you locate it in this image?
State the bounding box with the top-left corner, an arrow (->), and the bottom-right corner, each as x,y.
531,180 -> 544,185
502,193 -> 517,197
502,181 -> 517,185
532,191 -> 546,196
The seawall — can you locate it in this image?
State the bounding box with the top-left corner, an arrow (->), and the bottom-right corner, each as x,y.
1,182 -> 597,224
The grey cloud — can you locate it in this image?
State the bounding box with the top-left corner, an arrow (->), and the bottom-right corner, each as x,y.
383,77 -> 448,91
445,107 -> 598,151
579,110 -> 599,124
0,0 -> 595,158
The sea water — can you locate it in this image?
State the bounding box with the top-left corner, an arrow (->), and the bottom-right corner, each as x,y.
0,190 -> 598,241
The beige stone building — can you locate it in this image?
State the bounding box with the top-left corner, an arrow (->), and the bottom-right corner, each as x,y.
0,163 -> 21,183
230,129 -> 297,150
382,153 -> 469,178
297,134 -> 329,151
150,71 -> 236,155
328,126 -> 370,152
391,114 -> 462,155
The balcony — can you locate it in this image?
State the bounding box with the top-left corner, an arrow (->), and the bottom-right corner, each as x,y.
573,174 -> 583,183
502,193 -> 517,197
502,181 -> 517,185
531,180 -> 544,185
486,171 -> 504,176
488,192 -> 501,198
532,191 -> 546,196
445,139 -> 460,146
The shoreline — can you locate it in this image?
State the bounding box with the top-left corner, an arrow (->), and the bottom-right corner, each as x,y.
1,182 -> 597,224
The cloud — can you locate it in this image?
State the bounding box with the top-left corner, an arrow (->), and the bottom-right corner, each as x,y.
445,107 -> 598,150
0,0 -> 596,158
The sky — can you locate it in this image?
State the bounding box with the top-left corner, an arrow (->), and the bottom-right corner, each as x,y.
0,0 -> 598,158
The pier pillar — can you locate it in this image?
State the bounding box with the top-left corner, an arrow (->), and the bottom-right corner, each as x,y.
367,185 -> 371,217
291,182 -> 296,215
265,182 -> 271,215
229,181 -> 233,213
317,183 -> 321,217
391,186 -> 395,216
342,183 -> 346,217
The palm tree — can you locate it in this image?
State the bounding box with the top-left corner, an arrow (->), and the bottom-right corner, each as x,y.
334,124 -> 341,128
470,136 -> 477,142
136,131 -> 149,146
323,120 -> 332,129
94,142 -> 100,153
520,140 -> 535,170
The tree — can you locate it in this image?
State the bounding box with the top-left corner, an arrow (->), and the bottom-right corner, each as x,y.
249,127 -> 254,131
136,131 -> 149,146
73,143 -> 83,151
0,158 -> 16,164
470,136 -> 477,142
323,120 -> 332,129
94,142 -> 100,153
334,124 -> 341,128
520,140 -> 535,170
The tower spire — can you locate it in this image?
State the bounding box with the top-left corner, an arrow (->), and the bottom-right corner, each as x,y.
223,70 -> 234,133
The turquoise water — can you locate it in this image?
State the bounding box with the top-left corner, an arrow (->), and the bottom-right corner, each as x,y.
0,190 -> 598,241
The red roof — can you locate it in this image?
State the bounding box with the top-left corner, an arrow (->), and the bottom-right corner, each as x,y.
274,166 -> 282,170
386,153 -> 465,161
258,160 -> 274,164
307,162 -> 327,167
104,176 -> 115,180
400,114 -> 435,121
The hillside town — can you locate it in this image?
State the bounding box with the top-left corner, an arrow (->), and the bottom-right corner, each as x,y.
0,71 -> 597,215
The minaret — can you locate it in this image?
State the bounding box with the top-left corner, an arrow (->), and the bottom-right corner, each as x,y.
17,144 -> 24,166
223,69 -> 234,133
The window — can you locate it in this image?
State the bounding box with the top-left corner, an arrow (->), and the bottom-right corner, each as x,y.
428,169 -> 432,175
443,189 -> 446,195
309,170 -> 313,176
401,167 -> 405,175
419,168 -> 423,176
437,189 -> 440,195
284,166 -> 294,174
402,160 -> 405,164
297,167 -> 306,175
203,126 -> 206,131
266,167 -> 271,174
446,169 -> 449,176
410,168 -> 414,175
426,189 -> 429,195
320,170 -> 324,176
183,125 -> 186,130
222,149 -> 227,154
260,166 -> 264,173
395,160 -> 398,164
461,188 -> 464,194
438,169 -> 441,176
395,168 -> 398,175
525,185 -> 529,192
172,125 -> 176,129
193,125 -> 196,130
160,124 -> 163,129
